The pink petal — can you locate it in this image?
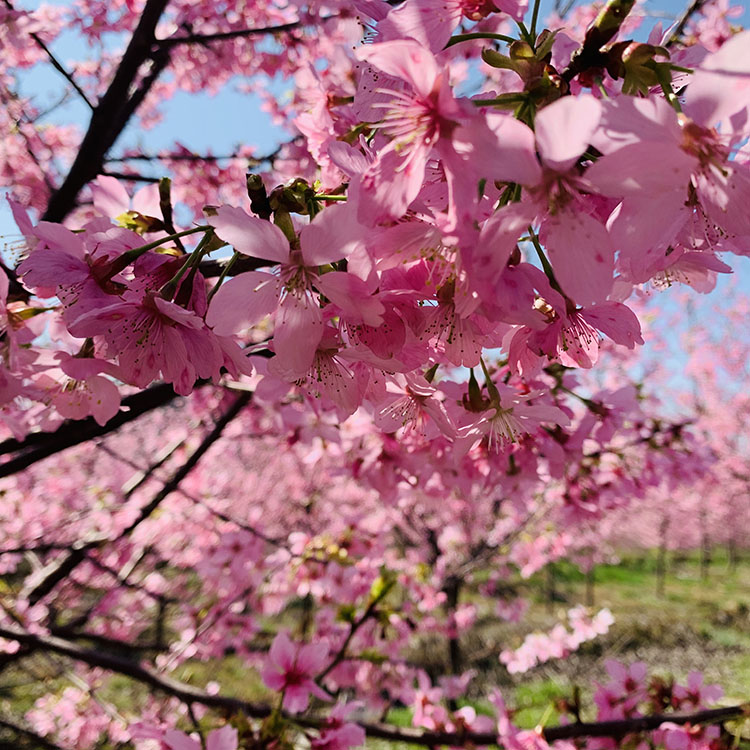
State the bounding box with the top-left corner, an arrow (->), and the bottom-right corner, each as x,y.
164,730 -> 201,750
592,96 -> 682,154
327,141 -> 371,177
296,642 -> 329,674
91,175 -> 130,218
205,271 -> 279,335
535,95 -> 602,172
131,183 -> 162,217
585,142 -> 694,196
7,196 -> 34,237
541,211 -> 613,306
262,667 -> 287,692
607,193 -> 687,276
17,248 -> 88,293
484,114 -> 542,185
207,726 -> 239,750
685,30 -> 750,127
358,145 -> 430,223
468,202 -> 535,298
273,296 -> 324,377
355,40 -> 439,99
315,272 -> 384,326
581,302 -> 644,349
208,206 -> 289,263
300,203 -> 367,266
378,0 -> 461,52
283,686 -> 312,714
268,632 -> 296,671
33,222 -> 85,259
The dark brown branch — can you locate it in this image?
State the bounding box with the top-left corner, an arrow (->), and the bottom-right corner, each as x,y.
667,0 -> 709,45
560,0 -> 636,83
104,138 -> 298,165
0,382 -> 184,473
101,170 -> 162,183
42,0 -> 171,222
48,626 -> 167,654
0,625 -> 746,746
0,625 -> 272,718
0,351 -> 269,478
0,715 -> 66,750
200,255 -> 272,278
119,391 -> 251,538
156,17 -> 333,48
360,706 -> 750,744
106,152 -> 247,163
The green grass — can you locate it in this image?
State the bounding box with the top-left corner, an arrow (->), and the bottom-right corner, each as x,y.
476,550 -> 750,732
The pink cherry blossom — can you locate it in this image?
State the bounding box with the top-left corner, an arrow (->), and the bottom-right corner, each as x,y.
262,632 -> 331,713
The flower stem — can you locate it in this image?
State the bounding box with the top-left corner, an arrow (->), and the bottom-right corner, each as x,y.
159,230 -> 214,300
206,251 -> 240,306
444,32 -> 516,48
472,93 -> 528,107
528,226 -> 564,294
657,67 -> 682,113
530,0 -> 542,41
110,225 -> 211,276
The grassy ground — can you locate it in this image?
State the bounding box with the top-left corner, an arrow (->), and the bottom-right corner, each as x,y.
448,547 -> 750,729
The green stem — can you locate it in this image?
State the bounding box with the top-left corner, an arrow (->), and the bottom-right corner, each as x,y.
656,67 -> 682,113
472,93 -> 528,107
206,252 -> 240,306
530,0 -> 542,41
528,226 -> 563,294
159,231 -> 214,300
444,31 -> 516,48
313,194 -> 347,201
111,225 -> 210,275
516,20 -> 534,46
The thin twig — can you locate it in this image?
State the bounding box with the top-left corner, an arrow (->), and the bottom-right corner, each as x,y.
667,0 -> 709,45
156,16 -> 334,48
2,0 -> 94,109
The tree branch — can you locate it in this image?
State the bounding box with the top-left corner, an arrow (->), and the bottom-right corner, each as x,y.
0,348 -> 270,478
42,0 -> 171,222
0,715 -> 66,750
667,0 -> 709,45
560,0 -> 636,83
0,382 -> 184,475
156,17 -> 333,48
101,170 -> 162,183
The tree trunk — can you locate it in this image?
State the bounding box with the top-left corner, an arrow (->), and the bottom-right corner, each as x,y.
546,563 -> 556,613
443,575 -> 462,710
700,508 -> 711,581
729,538 -> 738,573
656,518 -> 668,598
585,565 -> 595,607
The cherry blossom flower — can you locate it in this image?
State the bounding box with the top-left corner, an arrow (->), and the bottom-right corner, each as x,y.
262,632 -> 331,713
163,726 -> 238,750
